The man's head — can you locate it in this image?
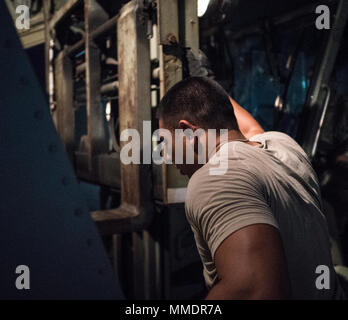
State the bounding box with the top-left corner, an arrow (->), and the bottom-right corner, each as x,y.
158,77 -> 240,177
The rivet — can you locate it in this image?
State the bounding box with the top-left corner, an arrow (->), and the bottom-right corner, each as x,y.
4,39 -> 11,47
19,75 -> 29,86
62,177 -> 69,186
34,110 -> 43,119
74,208 -> 84,216
48,144 -> 57,153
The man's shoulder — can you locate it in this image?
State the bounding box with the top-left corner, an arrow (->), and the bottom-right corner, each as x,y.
186,164 -> 212,207
251,131 -> 309,158
185,162 -> 221,221
251,131 -> 297,144
186,157 -> 240,197
185,155 -> 259,217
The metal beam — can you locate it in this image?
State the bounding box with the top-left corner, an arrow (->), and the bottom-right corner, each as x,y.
43,0 -> 51,96
92,0 -> 153,234
297,0 -> 348,158
67,14 -> 119,58
54,50 -> 75,162
184,0 -> 199,56
157,0 -> 182,204
4,0 -> 16,20
0,1 -> 123,299
92,3 -> 159,300
49,0 -> 82,30
84,0 -> 109,171
17,11 -> 45,48
157,0 -> 199,204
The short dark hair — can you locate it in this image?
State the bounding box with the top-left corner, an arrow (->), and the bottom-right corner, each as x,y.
158,77 -> 239,131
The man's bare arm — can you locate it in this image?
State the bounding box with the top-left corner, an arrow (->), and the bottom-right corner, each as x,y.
229,97 -> 264,139
205,224 -> 291,300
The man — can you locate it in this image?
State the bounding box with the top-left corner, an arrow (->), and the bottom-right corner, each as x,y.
158,76 -> 344,299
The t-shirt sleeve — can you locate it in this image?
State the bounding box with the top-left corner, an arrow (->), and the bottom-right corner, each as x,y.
186,167 -> 279,260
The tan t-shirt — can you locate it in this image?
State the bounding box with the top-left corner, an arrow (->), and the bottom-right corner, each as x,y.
185,131 -> 343,299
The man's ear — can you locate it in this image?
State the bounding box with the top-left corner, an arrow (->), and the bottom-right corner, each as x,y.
178,120 -> 196,131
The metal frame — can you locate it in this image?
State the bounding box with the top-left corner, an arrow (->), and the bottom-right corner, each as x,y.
5,0 -> 46,48
0,1 -> 123,299
54,49 -> 75,162
49,0 -> 82,30
297,0 -> 348,159
43,0 -> 202,300
46,1 -> 122,188
92,0 -> 154,235
84,0 -> 109,172
157,0 -> 199,205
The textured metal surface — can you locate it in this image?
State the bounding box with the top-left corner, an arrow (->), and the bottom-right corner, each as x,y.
55,50 -> 75,162
66,14 -> 119,58
157,0 -> 199,203
84,0 -> 109,171
297,0 -> 348,158
157,0 -> 182,204
75,152 -> 121,188
183,0 -> 199,56
157,0 -> 179,45
5,1 -> 46,49
117,0 -> 152,214
92,0 -> 153,235
0,3 -> 123,299
49,0 -> 82,30
92,0 -> 158,299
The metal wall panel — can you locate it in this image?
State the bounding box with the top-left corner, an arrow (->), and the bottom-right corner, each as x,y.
0,2 -> 123,299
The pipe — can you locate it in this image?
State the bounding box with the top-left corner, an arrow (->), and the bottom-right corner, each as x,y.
100,81 -> 119,94
67,14 -> 119,58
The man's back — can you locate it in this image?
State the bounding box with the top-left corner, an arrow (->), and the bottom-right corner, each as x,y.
186,131 -> 343,299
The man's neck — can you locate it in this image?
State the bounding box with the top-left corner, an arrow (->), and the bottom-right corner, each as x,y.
208,130 -> 260,160
215,130 -> 247,152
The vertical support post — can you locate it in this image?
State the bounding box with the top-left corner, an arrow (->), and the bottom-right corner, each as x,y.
0,1 -> 123,299
297,0 -> 348,158
43,0 -> 51,96
117,0 -> 153,299
92,1 -> 154,233
84,0 -> 108,171
157,0 -> 199,299
157,0 -> 182,94
44,1 -> 57,126
55,51 -> 75,162
184,0 -> 199,56
157,0 -> 199,204
117,0 -> 152,220
157,0 -> 182,205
